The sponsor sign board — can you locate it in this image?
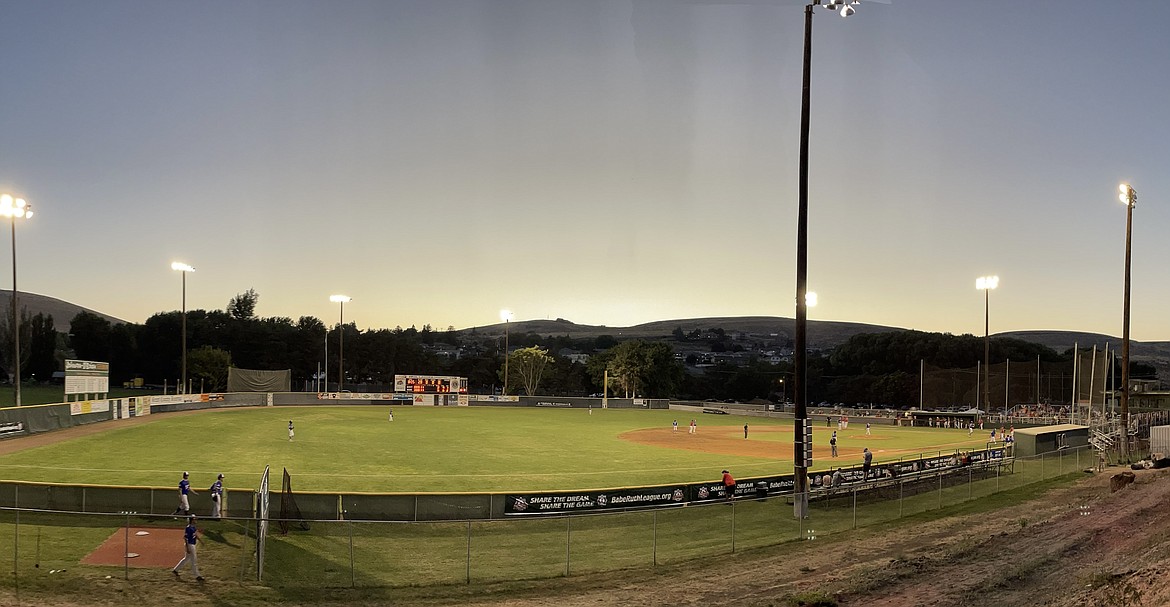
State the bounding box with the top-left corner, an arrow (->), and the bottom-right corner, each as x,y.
506,485 -> 688,515
69,400 -> 111,415
64,359 -> 110,395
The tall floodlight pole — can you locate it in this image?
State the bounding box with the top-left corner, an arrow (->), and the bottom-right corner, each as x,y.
330,295 -> 351,392
500,309 -> 513,395
171,262 -> 195,394
793,0 -> 861,520
1,195 -> 33,406
1119,183 -> 1137,460
976,276 -> 998,416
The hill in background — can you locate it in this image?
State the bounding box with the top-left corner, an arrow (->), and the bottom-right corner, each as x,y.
6,291 -> 1168,381
0,290 -> 126,333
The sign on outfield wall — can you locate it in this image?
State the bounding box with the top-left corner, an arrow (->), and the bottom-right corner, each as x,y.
69,400 -> 111,415
64,359 -> 110,395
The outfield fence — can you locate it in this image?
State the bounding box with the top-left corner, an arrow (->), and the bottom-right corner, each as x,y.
0,446 -> 1093,595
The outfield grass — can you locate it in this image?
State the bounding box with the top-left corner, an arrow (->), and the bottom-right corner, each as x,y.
0,406 -> 992,493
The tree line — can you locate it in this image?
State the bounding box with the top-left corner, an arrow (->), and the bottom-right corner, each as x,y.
2,292 -> 1156,406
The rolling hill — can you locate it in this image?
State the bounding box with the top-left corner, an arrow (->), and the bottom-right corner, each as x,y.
0,290 -> 126,333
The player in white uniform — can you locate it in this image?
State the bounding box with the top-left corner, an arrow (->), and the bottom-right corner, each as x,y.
288,420 -> 295,441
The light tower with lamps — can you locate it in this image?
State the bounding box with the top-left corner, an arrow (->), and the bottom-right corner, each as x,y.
1119,183 -> 1137,460
170,262 -> 195,394
500,309 -> 513,395
976,276 -> 998,416
792,0 -> 868,520
330,295 -> 351,392
1,194 -> 33,406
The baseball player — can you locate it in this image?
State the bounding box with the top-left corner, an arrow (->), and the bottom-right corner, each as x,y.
209,473 -> 224,520
173,471 -> 197,516
288,420 -> 295,441
171,515 -> 204,581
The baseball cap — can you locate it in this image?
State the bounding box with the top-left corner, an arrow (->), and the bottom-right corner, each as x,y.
218,473 -> 224,479
722,470 -> 729,474
183,471 -> 189,477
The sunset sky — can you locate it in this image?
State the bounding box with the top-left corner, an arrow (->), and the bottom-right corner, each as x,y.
1,1 -> 1167,340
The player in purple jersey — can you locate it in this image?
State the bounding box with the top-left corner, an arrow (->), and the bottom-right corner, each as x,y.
173,471 -> 198,516
209,474 -> 224,520
171,515 -> 204,581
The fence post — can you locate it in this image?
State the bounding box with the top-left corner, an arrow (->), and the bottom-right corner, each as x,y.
731,500 -> 736,554
968,466 -> 972,499
937,470 -> 942,510
13,502 -> 18,601
652,510 -> 658,567
852,487 -> 857,530
465,520 -> 472,585
565,516 -> 571,577
124,513 -> 130,580
349,521 -> 355,588
898,480 -> 903,518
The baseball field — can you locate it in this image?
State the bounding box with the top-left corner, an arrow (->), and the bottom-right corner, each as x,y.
0,404 -> 1085,602
0,405 -> 993,492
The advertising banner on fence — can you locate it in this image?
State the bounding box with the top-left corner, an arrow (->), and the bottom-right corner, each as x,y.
505,485 -> 688,515
504,473 -> 800,515
69,400 -> 110,415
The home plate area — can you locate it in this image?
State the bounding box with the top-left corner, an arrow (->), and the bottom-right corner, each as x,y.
82,527 -> 185,568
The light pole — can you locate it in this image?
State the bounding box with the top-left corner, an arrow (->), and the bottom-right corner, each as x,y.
170,262 -> 195,394
1119,183 -> 1137,460
500,309 -> 513,395
1,195 -> 33,406
976,276 -> 998,416
793,0 -> 862,520
330,295 -> 351,392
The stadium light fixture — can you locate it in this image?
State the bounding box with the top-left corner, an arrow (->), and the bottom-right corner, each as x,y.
500,309 -> 513,395
976,276 -> 998,416
1,194 -> 33,406
330,295 -> 352,393
171,262 -> 195,394
1118,183 -> 1137,460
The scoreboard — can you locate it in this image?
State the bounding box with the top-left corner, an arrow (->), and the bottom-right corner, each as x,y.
394,375 -> 468,394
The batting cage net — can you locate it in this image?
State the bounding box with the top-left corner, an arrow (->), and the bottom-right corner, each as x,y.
279,468 -> 311,534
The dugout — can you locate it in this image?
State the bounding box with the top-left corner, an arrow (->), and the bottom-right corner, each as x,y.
1011,424 -> 1088,457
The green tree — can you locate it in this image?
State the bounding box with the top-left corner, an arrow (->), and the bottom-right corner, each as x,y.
0,304 -> 30,382
227,288 -> 259,320
504,346 -> 554,396
187,346 -> 231,392
589,341 -> 684,398
27,313 -> 57,382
